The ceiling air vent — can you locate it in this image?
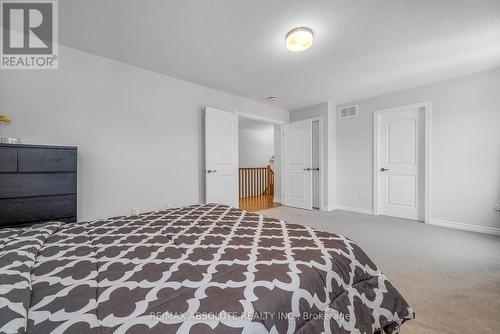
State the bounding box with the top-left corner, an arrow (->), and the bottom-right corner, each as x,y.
339,105 -> 358,119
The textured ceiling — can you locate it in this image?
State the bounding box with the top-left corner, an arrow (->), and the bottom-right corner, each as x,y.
59,0 -> 500,110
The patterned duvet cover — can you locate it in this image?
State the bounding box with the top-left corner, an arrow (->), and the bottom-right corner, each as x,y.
0,204 -> 414,333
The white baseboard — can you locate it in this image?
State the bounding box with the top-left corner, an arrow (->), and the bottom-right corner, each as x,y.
273,196 -> 281,203
332,204 -> 374,215
429,219 -> 500,236
320,204 -> 500,237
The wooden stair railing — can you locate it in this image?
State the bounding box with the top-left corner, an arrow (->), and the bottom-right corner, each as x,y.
268,167 -> 274,196
239,165 -> 274,198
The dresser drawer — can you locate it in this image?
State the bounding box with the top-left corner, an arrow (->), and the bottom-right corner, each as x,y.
0,173 -> 76,199
0,147 -> 18,172
0,195 -> 76,226
18,148 -> 77,172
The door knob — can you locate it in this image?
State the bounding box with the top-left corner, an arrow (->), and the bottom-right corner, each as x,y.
304,168 -> 311,171
207,169 -> 217,173
380,167 -> 389,172
312,168 -> 320,171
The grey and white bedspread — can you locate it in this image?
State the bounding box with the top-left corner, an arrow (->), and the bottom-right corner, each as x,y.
0,204 -> 414,333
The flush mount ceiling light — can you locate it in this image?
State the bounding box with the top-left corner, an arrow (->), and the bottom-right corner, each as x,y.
286,27 -> 314,52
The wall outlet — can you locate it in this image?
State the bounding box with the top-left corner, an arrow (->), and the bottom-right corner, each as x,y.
495,205 -> 500,214
130,207 -> 140,216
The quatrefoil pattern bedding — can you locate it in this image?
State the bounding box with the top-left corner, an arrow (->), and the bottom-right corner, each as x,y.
0,204 -> 414,333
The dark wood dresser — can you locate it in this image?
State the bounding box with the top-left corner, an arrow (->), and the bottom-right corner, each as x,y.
0,144 -> 77,227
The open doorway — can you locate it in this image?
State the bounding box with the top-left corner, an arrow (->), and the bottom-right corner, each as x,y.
238,116 -> 282,212
204,106 -> 285,209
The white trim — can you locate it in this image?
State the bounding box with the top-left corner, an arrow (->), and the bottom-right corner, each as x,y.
333,205 -> 374,215
233,112 -> 239,207
280,124 -> 285,207
425,103 -> 432,224
429,219 -> 500,236
282,123 -> 288,206
235,111 -> 285,125
373,101 -> 432,223
326,204 -> 337,211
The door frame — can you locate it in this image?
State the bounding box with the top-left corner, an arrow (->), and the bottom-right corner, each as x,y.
311,117 -> 325,211
235,111 -> 285,204
372,102 -> 432,223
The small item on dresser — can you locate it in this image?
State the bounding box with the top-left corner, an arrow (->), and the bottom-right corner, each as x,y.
0,114 -> 11,123
0,115 -> 19,144
0,137 -> 21,144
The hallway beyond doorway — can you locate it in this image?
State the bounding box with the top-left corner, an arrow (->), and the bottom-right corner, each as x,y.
239,195 -> 281,212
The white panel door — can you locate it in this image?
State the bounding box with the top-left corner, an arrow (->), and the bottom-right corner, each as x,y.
378,107 -> 425,220
283,119 -> 312,210
205,106 -> 238,207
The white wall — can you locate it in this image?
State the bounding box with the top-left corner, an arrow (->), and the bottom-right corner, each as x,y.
0,46 -> 288,221
337,68 -> 500,230
290,102 -> 336,210
238,127 -> 274,168
327,102 -> 337,210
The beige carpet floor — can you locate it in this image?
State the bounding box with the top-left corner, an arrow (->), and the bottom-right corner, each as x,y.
257,207 -> 500,333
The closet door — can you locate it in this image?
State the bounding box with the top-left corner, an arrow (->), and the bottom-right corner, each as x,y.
283,119 -> 312,210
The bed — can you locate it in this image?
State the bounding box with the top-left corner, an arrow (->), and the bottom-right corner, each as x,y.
0,203 -> 414,333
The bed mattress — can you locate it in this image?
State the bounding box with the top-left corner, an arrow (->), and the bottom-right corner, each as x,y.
0,204 -> 414,333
